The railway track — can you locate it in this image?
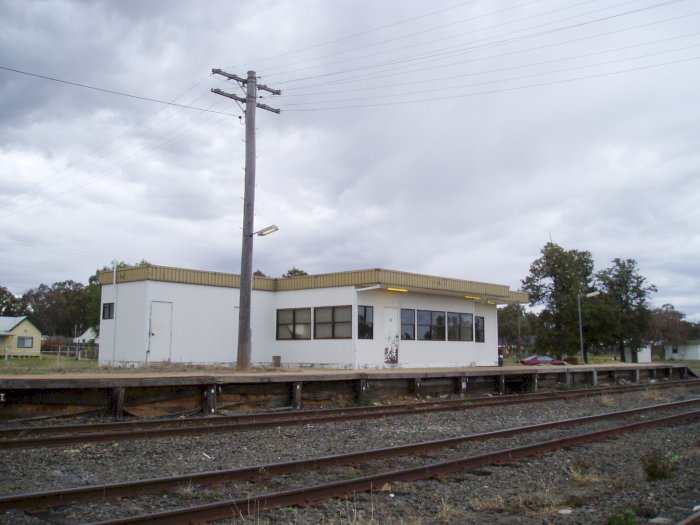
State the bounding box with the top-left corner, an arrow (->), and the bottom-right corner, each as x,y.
1,398 -> 698,524
1,379 -> 698,449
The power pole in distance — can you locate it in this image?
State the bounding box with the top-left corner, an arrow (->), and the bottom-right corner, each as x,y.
212,69 -> 280,370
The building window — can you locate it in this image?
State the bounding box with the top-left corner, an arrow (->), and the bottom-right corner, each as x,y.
417,310 -> 446,341
277,308 -> 311,340
314,306 -> 352,339
401,309 -> 415,340
17,337 -> 33,348
475,316 -> 485,342
447,312 -> 473,341
102,303 -> 114,320
358,305 -> 373,339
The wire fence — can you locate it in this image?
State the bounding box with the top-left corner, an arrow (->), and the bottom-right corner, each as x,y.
40,345 -> 99,361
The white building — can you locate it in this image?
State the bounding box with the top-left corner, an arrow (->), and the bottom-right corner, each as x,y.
98,265 -> 527,369
664,342 -> 700,361
73,327 -> 98,344
625,345 -> 652,363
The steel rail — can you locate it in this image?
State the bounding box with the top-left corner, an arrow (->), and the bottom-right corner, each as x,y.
675,509 -> 700,525
1,379 -> 697,449
84,409 -> 700,525
1,398 -> 699,514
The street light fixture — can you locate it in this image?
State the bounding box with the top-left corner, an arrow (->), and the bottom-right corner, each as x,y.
578,290 -> 600,364
251,224 -> 279,237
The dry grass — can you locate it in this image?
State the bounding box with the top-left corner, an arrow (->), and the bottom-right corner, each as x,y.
568,464 -> 602,483
472,488 -> 559,517
318,493 -> 424,525
640,386 -> 664,401
471,494 -> 506,512
175,481 -> 198,497
598,394 -> 615,407
437,498 -> 455,523
0,358 -> 310,375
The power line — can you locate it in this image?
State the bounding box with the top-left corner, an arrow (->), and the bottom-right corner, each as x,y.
279,30 -> 700,100
271,0 -> 686,85
0,76 -> 234,209
260,0 -> 548,76
0,65 -> 240,117
282,43 -> 700,106
0,99 -> 233,222
279,55 -> 699,111
0,238 -> 116,264
230,0 -> 483,70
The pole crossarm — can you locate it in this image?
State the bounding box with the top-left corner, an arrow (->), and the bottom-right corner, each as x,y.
212,68 -> 282,95
211,88 -> 245,104
211,88 -> 281,114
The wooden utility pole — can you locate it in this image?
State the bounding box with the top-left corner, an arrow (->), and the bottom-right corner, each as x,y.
212,69 -> 280,370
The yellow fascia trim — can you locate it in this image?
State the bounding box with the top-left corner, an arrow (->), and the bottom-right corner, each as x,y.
464,295 -> 481,300
387,287 -> 409,293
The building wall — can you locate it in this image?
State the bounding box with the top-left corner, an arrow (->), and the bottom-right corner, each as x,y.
100,281 -> 149,364
1,319 -> 42,357
361,290 -> 497,367
664,343 -> 700,361
263,286 -> 356,366
100,281 -> 500,368
626,345 -> 652,363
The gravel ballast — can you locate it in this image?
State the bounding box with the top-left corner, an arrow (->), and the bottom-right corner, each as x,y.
1,387 -> 699,524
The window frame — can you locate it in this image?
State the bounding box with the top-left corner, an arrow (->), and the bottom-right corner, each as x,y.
417,310 -> 446,341
17,336 -> 33,348
314,305 -> 352,339
400,308 -> 415,340
447,312 -> 473,342
102,303 -> 114,320
357,305 -> 374,339
475,315 -> 485,343
276,308 -> 312,340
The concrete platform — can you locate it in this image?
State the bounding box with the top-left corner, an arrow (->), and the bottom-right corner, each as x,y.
0,363 -> 695,419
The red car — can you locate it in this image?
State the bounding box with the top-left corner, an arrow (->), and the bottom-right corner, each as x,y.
520,355 -> 568,366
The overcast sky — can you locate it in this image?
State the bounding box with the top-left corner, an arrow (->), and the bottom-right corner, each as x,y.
1,0 -> 698,320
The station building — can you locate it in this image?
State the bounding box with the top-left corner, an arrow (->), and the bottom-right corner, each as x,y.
98,265 -> 528,369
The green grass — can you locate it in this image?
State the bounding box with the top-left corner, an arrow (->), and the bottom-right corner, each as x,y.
0,356 -> 101,374
504,353 -> 619,365
686,361 -> 700,377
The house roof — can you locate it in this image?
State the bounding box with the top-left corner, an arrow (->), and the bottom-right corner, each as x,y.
0,316 -> 28,335
99,265 -> 528,305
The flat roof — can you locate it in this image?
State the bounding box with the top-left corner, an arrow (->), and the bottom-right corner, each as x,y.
99,265 -> 528,305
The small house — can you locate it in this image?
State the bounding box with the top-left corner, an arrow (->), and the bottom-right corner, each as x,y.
73,327 -> 98,345
0,316 -> 42,357
665,341 -> 700,361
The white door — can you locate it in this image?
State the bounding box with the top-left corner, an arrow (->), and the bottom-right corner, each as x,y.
148,301 -> 173,362
384,307 -> 399,364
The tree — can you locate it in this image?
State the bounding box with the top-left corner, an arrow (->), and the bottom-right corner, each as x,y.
497,304 -> 536,356
647,304 -> 695,349
595,258 -> 656,362
22,280 -> 96,337
282,267 -> 308,278
0,286 -> 28,317
521,242 -> 595,358
253,270 -> 268,277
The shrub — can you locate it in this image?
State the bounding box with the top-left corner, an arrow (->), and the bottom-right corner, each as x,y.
607,508 -> 637,525
640,448 -> 680,480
